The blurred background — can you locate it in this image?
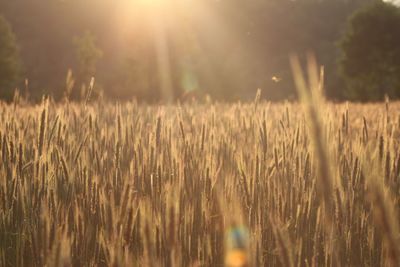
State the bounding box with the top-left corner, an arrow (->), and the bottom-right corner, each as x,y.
0,0 -> 399,102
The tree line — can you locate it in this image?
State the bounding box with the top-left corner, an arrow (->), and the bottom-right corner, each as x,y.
0,0 -> 399,102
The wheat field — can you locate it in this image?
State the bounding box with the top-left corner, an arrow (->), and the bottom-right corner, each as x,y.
1,92 -> 400,266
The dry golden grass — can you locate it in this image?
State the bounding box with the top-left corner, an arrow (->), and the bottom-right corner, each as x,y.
1,96 -> 400,266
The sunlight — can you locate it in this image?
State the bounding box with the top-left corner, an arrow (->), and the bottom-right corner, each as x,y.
137,0 -> 169,9
126,0 -> 174,15
112,0 -> 249,102
115,0 -> 178,32
3,0 -> 400,266
115,0 -> 182,102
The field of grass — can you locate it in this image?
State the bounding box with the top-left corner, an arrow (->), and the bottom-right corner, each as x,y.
1,95 -> 400,266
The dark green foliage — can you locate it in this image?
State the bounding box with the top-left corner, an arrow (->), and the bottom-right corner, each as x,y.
0,0 -> 371,102
0,16 -> 20,101
69,32 -> 103,100
339,1 -> 400,101
74,32 -> 103,83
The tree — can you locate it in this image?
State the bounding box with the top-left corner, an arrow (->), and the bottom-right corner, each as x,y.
0,15 -> 20,101
74,32 -> 103,84
0,0 -> 370,102
339,1 -> 400,101
72,32 -> 103,100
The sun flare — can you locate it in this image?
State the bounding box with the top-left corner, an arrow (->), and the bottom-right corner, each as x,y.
137,0 -> 168,8
128,0 -> 173,13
